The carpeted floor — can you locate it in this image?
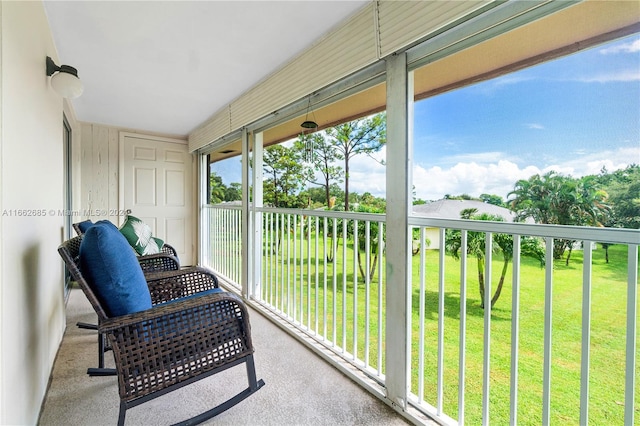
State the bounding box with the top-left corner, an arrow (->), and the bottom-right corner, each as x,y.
38,286 -> 414,426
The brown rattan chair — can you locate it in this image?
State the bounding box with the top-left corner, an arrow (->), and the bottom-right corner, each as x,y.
59,234 -> 264,425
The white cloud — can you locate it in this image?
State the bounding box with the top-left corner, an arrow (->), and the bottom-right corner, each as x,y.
543,146 -> 640,177
576,70 -> 640,83
599,39 -> 640,55
525,123 -> 545,130
405,147 -> 639,202
412,160 -> 539,201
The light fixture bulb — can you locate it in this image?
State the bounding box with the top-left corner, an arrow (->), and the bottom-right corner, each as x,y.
46,56 -> 84,99
51,72 -> 84,99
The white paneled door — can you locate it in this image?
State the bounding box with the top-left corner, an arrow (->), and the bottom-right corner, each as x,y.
120,133 -> 194,265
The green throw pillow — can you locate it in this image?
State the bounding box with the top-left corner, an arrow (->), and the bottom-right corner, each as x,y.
119,215 -> 165,256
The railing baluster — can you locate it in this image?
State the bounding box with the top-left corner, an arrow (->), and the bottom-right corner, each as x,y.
418,227 -> 426,402
266,213 -> 271,304
510,234 -> 521,426
342,218 -> 348,353
542,237 -> 554,426
275,213 -> 280,311
287,214 -> 292,318
458,230 -> 468,425
332,217 -> 338,346
624,244 -> 638,426
482,232 -> 493,426
224,209 -> 228,278
365,221 -> 371,369
323,216 -> 328,339
437,228 -> 446,415
378,222 -> 384,376
307,215 -> 312,330
579,239 -> 592,426
299,214 -> 304,326
315,216 -> 320,334
353,219 -> 359,361
293,214 -> 298,322
270,213 -> 275,306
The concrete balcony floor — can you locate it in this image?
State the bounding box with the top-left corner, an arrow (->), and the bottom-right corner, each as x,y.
38,286 -> 411,426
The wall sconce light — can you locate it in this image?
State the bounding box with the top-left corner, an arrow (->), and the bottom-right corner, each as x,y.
300,96 -> 318,130
46,56 -> 84,99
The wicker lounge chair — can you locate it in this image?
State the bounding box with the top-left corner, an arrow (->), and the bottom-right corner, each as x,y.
58,224 -> 264,425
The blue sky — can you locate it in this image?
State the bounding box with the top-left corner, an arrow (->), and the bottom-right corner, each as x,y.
215,33 -> 640,202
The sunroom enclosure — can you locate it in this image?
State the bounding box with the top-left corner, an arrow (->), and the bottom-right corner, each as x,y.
192,3 -> 640,425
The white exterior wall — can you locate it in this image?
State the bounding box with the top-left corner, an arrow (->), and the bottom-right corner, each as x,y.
0,2 -> 67,424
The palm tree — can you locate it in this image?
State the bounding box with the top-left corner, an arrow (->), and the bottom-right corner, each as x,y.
508,171 -> 610,263
445,209 -> 545,309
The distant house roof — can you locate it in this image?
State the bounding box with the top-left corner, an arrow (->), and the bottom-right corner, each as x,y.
412,199 -> 519,222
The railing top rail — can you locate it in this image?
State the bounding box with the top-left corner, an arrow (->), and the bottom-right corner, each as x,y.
409,216 -> 640,245
205,204 -> 639,245
256,206 -> 387,223
205,203 -> 242,210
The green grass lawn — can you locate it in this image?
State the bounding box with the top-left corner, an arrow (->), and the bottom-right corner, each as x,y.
259,233 -> 638,425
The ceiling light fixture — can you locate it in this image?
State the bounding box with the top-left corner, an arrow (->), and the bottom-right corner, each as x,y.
46,56 -> 84,99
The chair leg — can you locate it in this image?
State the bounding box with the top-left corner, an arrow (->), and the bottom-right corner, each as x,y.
86,331 -> 116,376
245,353 -> 260,391
76,321 -> 98,330
117,401 -> 127,426
77,322 -> 115,375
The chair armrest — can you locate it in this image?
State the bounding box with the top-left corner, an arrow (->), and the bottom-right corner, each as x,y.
145,266 -> 220,305
138,253 -> 180,274
99,291 -> 254,401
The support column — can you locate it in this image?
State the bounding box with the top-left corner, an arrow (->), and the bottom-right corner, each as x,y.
241,128 -> 250,298
385,52 -> 413,410
197,154 -> 210,266
251,132 -> 264,299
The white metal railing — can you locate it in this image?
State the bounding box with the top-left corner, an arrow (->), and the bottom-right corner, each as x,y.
257,207 -> 387,382
205,204 -> 242,288
407,217 -> 638,426
203,205 -> 639,425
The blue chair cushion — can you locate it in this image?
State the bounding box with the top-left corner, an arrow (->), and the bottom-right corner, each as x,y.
77,220 -> 94,233
79,220 -> 152,317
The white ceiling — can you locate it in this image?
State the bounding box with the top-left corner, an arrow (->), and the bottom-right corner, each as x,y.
43,1 -> 369,136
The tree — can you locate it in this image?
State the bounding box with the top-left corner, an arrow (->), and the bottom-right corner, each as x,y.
445,208 -> 545,309
508,171 -> 609,262
351,204 -> 385,281
597,164 -> 640,229
293,133 -> 343,208
262,145 -> 308,208
224,182 -> 242,202
209,172 -> 226,204
325,113 -> 386,212
480,193 -> 506,207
